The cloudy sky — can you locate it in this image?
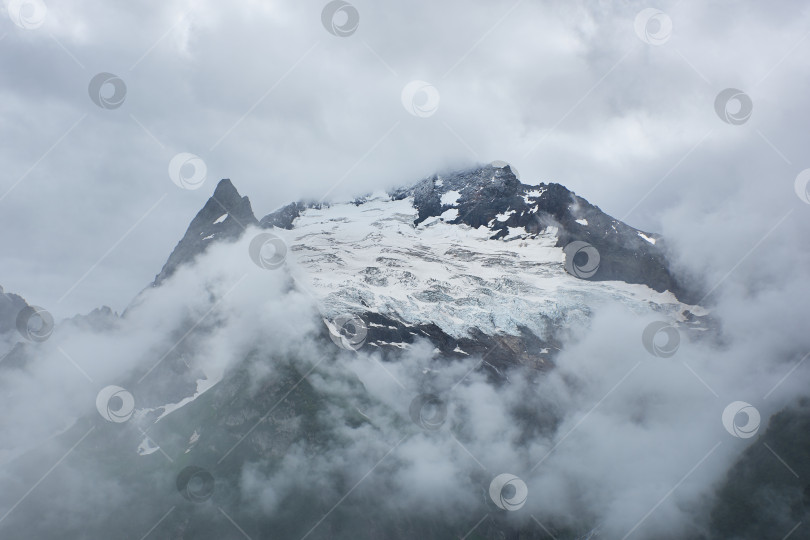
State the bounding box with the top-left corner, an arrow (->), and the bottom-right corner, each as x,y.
3,2 -> 810,537
2,0 -> 810,318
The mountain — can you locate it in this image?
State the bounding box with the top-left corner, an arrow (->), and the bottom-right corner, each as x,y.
154,178 -> 259,286
0,285 -> 32,370
710,399 -> 810,539
0,285 -> 29,337
174,163 -> 695,300
0,163 -> 803,540
150,163 -> 704,374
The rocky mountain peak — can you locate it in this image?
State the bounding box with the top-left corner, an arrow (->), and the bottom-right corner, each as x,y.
391,162 -> 697,303
153,179 -> 259,286
152,166 -> 698,303
0,286 -> 29,336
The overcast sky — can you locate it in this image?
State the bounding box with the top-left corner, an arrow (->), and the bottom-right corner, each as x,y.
3,3 -> 810,537
2,0 -> 810,318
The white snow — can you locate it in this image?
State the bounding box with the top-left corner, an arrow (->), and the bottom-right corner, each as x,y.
440,208 -> 459,221
575,218 -> 588,226
146,371 -> 223,424
272,193 -> 696,340
522,188 -> 545,204
495,210 -> 515,222
213,213 -> 228,224
378,341 -> 410,349
202,234 -> 215,240
440,190 -> 461,206
137,437 -> 160,456
638,232 -> 656,244
503,226 -> 530,240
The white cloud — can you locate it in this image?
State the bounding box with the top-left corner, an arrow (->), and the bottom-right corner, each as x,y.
1,1 -> 810,538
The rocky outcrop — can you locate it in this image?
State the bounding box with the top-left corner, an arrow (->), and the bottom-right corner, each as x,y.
0,285 -> 29,337
153,179 -> 259,286
710,399 -> 810,539
394,163 -> 699,304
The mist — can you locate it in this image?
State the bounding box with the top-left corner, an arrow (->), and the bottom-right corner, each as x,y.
2,0 -> 810,538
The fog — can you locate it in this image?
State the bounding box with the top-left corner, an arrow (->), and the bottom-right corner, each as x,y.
2,0 -> 810,538
2,204 -> 808,537
1,0 -> 809,317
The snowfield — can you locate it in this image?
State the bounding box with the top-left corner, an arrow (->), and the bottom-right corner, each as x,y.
269,194 -> 698,340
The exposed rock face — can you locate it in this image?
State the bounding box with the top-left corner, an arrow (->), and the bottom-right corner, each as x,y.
153,179 -> 259,286
0,286 -> 31,370
142,165 -> 703,379
710,399 -> 810,539
393,164 -> 697,303
63,306 -> 118,333
5,165 -> 803,540
259,201 -> 303,229
0,285 -> 29,337
152,165 -> 699,303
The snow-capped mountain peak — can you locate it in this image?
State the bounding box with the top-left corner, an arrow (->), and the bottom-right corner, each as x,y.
148,164 -> 703,372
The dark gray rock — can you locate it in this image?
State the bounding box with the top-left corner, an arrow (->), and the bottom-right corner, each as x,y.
259,201 -> 302,229
157,166 -> 699,303
399,163 -> 700,304
0,285 -> 29,336
258,201 -> 330,230
710,398 -> 810,539
153,179 -> 259,286
63,306 -> 118,333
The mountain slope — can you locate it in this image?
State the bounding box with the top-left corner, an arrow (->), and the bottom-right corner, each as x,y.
145,164 -> 702,373
392,164 -> 694,302
8,164 -> 797,540
154,178 -> 259,286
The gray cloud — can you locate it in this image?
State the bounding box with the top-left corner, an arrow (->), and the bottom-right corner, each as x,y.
1,1 -> 810,538
2,0 -> 809,317
0,223 -> 808,537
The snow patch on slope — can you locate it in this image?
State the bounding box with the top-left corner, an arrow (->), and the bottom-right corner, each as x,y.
638,232 -> 656,244
441,208 -> 459,221
154,374 -> 221,423
495,210 -> 515,222
272,194 -> 695,340
441,190 -> 461,206
137,437 -> 160,456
